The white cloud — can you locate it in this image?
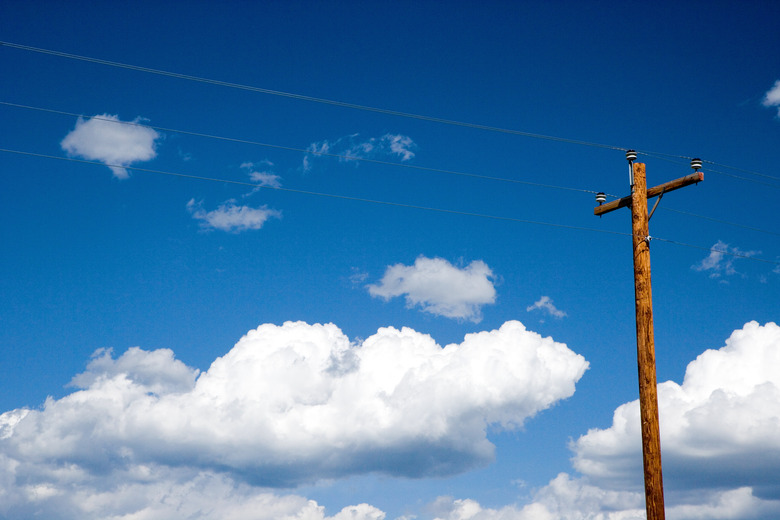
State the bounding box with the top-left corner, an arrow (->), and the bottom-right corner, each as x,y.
430,474 -> 780,520
60,114 -> 160,179
383,134 -> 416,161
241,160 -> 282,188
572,321 -> 780,496
0,320 -> 587,516
187,198 -> 281,232
762,79 -> 780,117
304,140 -> 331,172
412,322 -> 780,520
691,240 -> 759,279
0,464 -> 386,520
526,296 -> 567,319
303,133 -> 416,172
367,256 -> 497,322
429,474 -> 645,520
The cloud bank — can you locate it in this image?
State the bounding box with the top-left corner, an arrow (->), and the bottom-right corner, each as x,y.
367,256 -> 497,322
0,320 -> 587,518
60,114 -> 160,179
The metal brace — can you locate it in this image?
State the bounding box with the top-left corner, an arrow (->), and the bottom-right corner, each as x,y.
648,189 -> 665,221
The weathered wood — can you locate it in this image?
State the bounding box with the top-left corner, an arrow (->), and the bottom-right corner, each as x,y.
631,163 -> 666,520
594,171 -> 703,216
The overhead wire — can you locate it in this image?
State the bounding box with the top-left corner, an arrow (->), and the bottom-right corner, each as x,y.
2,43 -> 778,258
2,146 -> 779,268
0,100 -> 611,197
2,101 -> 778,238
659,207 -> 780,238
637,150 -> 780,188
0,41 -> 626,150
2,41 -> 777,189
0,147 -> 631,237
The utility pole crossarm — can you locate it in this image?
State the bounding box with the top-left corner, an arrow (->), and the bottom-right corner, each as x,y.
594,171 -> 703,216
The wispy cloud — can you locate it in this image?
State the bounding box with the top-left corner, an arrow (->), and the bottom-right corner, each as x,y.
303,133 -> 416,172
692,240 -> 759,279
241,160 -> 281,188
0,320 -> 587,517
60,114 -> 160,179
367,256 -> 496,322
187,199 -> 281,232
763,79 -> 780,117
526,296 -> 567,319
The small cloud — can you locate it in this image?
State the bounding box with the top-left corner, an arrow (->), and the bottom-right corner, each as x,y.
303,133 -> 416,172
692,240 -> 759,279
348,268 -> 370,287
61,114 -> 160,179
762,79 -> 780,117
241,160 -> 281,188
367,256 -> 496,322
187,199 -> 281,233
526,296 -> 567,319
303,140 -> 331,172
382,133 -> 416,161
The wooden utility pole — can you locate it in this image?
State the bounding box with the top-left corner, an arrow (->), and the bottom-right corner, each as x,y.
594,153 -> 703,520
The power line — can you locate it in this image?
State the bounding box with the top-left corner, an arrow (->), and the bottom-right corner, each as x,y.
0,41 -> 626,150
660,207 -> 780,237
0,147 -> 629,237
637,150 -> 780,188
651,236 -> 780,267
3,146 -> 779,268
3,41 -> 777,189
0,100 -> 608,197
3,101 -> 778,237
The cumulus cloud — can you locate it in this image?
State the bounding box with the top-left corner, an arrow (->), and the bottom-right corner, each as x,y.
430,474 -> 780,520
0,320 -> 587,517
526,296 -> 567,319
187,198 -> 281,232
60,114 -> 160,179
573,321 -> 780,497
763,79 -> 780,117
429,474 -> 645,520
692,240 -> 759,279
367,256 -> 497,322
242,160 -> 282,188
303,133 -> 416,172
422,322 -> 780,520
0,464 -> 385,520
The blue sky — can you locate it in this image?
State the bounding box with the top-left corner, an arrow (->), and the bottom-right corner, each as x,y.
1,1 -> 779,518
